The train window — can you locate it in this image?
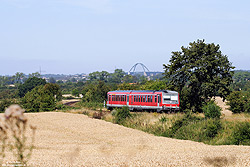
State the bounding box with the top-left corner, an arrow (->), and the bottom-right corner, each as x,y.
151,96 -> 152,102
155,96 -> 157,103
148,96 -> 150,102
134,96 -> 136,102
138,95 -> 140,102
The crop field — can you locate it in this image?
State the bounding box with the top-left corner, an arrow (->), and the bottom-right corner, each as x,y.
2,111 -> 250,167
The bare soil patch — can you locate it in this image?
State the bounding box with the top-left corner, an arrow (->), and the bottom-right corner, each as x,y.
4,112 -> 250,166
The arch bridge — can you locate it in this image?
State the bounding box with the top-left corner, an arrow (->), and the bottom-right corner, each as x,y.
128,63 -> 150,76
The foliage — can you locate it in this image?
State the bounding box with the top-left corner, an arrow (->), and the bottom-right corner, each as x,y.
172,119 -> 222,142
159,115 -> 167,124
164,112 -> 202,137
226,91 -> 245,113
0,99 -> 17,112
117,83 -> 140,90
109,69 -> 126,83
18,77 -> 46,97
72,88 -> 80,97
232,70 -> 250,91
113,106 -> 131,124
0,87 -> 18,100
22,83 -> 61,112
88,71 -> 110,83
164,39 -> 234,112
140,80 -> 167,90
203,101 -> 222,119
232,121 -> 250,145
81,81 -> 112,103
48,77 -> 56,83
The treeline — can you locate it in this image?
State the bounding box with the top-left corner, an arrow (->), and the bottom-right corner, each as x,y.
1,39 -> 250,116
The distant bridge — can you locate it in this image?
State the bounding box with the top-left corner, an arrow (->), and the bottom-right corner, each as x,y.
128,63 -> 150,76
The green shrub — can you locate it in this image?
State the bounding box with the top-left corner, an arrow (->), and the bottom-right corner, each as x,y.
232,121 -> 250,145
159,116 -> 167,124
172,119 -> 222,142
0,99 -> 16,112
113,107 -> 131,124
203,101 -> 221,119
227,91 -> 245,113
204,119 -> 222,138
164,112 -> 202,137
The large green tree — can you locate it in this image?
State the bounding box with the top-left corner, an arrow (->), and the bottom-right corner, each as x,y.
22,83 -> 62,112
18,77 -> 46,97
164,39 -> 234,112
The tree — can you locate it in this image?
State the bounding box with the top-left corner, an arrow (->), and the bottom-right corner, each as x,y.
140,80 -> 167,90
28,72 -> 41,78
81,81 -> 111,103
109,69 -> 125,83
164,39 -> 234,112
14,72 -> 25,85
88,71 -> 110,82
72,88 -> 80,97
226,91 -> 245,113
18,77 -> 46,97
48,77 -> 56,83
22,83 -> 61,112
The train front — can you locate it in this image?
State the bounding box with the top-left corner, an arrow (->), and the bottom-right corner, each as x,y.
161,91 -> 180,112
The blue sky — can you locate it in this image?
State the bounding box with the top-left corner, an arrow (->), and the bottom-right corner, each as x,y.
0,0 -> 249,75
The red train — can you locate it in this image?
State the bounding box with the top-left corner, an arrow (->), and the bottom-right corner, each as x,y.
106,90 -> 180,112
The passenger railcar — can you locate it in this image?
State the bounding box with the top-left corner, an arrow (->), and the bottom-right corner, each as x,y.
106,90 -> 179,112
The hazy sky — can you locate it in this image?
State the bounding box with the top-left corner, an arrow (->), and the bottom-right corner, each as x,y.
0,0 -> 249,75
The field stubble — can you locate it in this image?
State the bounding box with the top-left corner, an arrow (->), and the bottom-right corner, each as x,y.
1,111 -> 249,166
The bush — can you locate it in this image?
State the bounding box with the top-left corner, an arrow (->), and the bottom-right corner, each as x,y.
232,121 -> 250,145
173,119 -> 222,142
113,107 -> 131,124
164,112 -> 201,137
203,101 -> 221,119
205,119 -> 222,138
0,99 -> 16,112
227,91 -> 245,113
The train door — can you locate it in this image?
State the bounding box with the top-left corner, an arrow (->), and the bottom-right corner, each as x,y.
157,95 -> 160,107
127,95 -> 129,106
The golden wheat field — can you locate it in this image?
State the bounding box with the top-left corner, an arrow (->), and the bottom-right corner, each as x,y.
2,111 -> 250,167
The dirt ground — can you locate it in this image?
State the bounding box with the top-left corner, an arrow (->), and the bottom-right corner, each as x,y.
3,112 -> 250,167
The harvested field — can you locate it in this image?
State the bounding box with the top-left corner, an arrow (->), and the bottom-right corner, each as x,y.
3,112 -> 250,167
